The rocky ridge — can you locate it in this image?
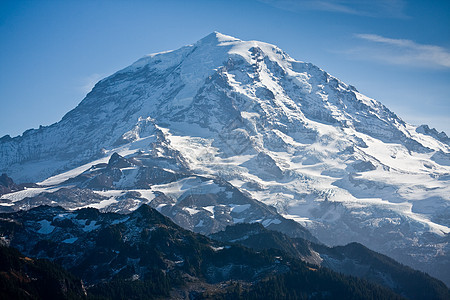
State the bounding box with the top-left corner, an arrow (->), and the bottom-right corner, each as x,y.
0,32 -> 449,285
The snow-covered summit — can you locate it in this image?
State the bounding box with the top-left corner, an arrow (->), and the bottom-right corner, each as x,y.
1,32 -> 449,285
198,31 -> 241,44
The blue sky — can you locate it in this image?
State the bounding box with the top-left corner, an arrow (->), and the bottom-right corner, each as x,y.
1,0 -> 449,137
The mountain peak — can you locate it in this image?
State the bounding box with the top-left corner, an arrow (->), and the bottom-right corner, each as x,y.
1,33 -> 450,286
197,31 -> 240,46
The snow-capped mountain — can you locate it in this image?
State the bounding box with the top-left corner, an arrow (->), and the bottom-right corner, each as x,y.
1,32 -> 449,285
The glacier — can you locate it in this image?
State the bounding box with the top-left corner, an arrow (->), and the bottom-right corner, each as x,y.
1,32 -> 449,285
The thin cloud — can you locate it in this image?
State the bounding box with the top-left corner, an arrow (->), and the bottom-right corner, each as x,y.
352,34 -> 450,69
258,0 -> 408,18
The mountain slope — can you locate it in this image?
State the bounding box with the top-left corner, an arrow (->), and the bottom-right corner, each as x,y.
0,205 -> 406,299
0,245 -> 86,299
0,205 -> 290,286
0,32 -> 449,285
210,223 -> 450,300
0,153 -> 317,243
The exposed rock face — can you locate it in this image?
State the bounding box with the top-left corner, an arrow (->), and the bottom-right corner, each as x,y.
416,124 -> 450,145
0,32 -> 449,285
0,173 -> 38,196
0,173 -> 19,195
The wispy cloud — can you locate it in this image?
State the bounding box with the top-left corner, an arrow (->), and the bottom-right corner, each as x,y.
258,0 -> 408,18
350,34 -> 450,69
79,73 -> 104,94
